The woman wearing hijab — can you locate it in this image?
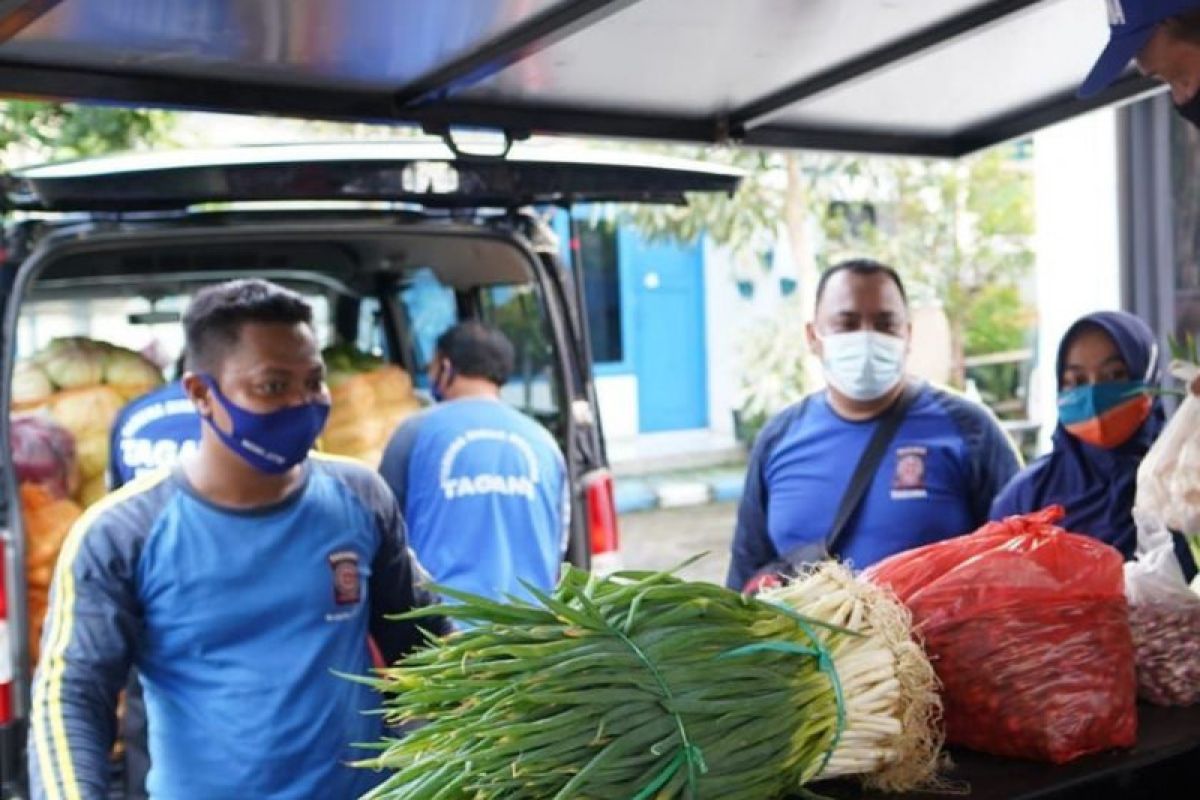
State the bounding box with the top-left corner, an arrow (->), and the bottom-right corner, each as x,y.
990,310 -> 1197,579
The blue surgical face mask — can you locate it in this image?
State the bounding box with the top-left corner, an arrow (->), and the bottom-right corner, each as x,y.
819,330 -> 907,402
200,375 -> 330,474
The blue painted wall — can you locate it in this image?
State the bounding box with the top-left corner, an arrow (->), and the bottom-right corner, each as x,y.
552,209 -> 708,433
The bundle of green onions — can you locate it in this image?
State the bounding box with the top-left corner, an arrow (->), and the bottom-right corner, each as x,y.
358,565 -> 853,799
761,563 -> 946,793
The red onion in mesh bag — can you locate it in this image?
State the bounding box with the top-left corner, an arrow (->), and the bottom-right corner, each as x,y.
11,414 -> 79,499
1128,602 -> 1200,706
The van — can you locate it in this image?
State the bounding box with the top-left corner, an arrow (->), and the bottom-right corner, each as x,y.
0,140 -> 740,796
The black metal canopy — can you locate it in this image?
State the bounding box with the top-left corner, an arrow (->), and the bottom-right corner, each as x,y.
0,0 -> 1165,158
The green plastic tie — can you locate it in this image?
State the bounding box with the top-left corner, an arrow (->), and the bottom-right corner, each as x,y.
792,617 -> 848,778
717,622 -> 848,779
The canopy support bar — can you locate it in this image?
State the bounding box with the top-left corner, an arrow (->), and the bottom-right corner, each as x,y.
0,0 -> 59,44
393,0 -> 645,110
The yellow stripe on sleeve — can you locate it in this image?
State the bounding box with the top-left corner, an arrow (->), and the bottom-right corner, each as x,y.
33,469 -> 171,800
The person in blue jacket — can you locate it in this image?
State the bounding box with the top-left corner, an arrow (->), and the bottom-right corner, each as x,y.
29,279 -> 448,800
990,310 -> 1197,579
379,321 -> 569,605
726,259 -> 1021,590
108,376 -> 200,490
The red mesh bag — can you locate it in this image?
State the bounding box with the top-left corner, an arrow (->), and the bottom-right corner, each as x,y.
864,506 -> 1137,763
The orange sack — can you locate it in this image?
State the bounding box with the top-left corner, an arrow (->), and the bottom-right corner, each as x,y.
20,483 -> 83,663
864,506 -> 1137,764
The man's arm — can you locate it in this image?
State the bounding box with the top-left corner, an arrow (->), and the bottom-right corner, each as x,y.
368,489 -> 452,665
724,406 -> 801,591
963,404 -> 1023,527
29,513 -> 140,800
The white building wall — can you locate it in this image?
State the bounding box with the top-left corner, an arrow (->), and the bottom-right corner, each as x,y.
594,374 -> 639,440
1031,107 -> 1123,453
703,240 -> 743,437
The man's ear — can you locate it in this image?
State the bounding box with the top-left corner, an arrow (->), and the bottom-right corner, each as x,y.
806,321 -> 822,359
181,372 -> 214,417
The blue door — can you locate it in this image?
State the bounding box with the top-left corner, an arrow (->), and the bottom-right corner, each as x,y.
620,228 -> 708,432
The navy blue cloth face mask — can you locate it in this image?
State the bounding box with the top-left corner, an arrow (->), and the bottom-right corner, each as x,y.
431,361 -> 455,403
200,375 -> 330,474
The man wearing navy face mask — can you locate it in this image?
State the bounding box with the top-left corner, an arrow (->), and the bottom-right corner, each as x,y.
29,279 -> 449,800
727,259 -> 1021,591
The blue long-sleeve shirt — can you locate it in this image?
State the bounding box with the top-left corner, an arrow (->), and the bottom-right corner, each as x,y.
727,384 -> 1021,589
29,455 -> 447,800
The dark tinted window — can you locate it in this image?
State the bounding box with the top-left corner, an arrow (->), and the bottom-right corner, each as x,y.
577,222 -> 623,364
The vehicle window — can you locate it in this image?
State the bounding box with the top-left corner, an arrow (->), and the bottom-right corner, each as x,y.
398,267 -> 562,425
481,284 -> 561,422
576,221 -> 623,364
399,267 -> 457,374
354,295 -> 388,359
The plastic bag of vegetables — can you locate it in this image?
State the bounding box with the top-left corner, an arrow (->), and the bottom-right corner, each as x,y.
1125,512 -> 1200,706
11,414 -> 80,500
321,344 -> 421,466
1136,359 -> 1200,534
865,507 -> 1137,764
360,565 -> 890,799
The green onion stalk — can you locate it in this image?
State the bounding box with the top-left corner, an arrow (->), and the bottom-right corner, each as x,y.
356,565 -> 853,799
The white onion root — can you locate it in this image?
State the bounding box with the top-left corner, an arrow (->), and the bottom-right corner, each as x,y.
763,562 -> 953,793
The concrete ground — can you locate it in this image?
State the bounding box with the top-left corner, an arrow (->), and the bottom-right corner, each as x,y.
616,501 -> 737,586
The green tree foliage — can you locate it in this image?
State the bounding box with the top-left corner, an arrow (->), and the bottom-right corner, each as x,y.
0,100 -> 174,166
824,147 -> 1035,382
621,144 -> 1036,390
965,284 -> 1035,356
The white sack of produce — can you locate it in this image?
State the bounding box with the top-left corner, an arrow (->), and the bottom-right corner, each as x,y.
322,344 -> 421,466
12,337 -> 165,507
1136,360 -> 1200,534
1125,512 -> 1200,706
12,361 -> 54,409
37,336 -> 106,389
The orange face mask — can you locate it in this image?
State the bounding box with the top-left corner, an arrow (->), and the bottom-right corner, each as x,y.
1058,381 -> 1152,449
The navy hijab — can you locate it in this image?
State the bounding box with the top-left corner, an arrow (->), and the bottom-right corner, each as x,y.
991,311 -> 1184,567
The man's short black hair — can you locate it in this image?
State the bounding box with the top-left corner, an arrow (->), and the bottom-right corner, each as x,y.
815,258 -> 909,310
184,279 -> 313,371
435,321 -> 515,387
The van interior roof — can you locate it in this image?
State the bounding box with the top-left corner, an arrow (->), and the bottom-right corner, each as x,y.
24,223 -> 537,301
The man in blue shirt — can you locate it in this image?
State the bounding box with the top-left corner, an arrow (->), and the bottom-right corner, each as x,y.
379,322 -> 569,605
727,259 -> 1021,590
30,279 -> 448,800
108,378 -> 200,490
